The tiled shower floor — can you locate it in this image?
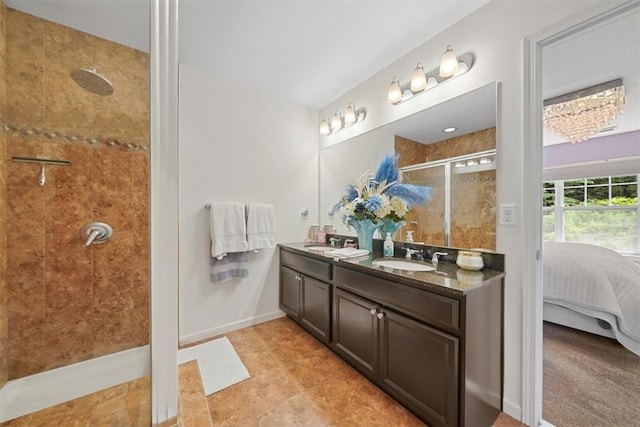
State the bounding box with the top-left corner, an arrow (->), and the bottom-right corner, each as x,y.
0,376 -> 150,426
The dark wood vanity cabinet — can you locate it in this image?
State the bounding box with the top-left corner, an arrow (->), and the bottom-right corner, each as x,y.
280,247 -> 503,427
332,288 -> 379,379
333,286 -> 459,426
279,251 -> 332,343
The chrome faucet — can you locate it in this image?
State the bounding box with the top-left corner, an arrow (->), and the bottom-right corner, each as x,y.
403,247 -> 422,260
329,237 -> 342,247
344,239 -> 356,248
431,251 -> 449,265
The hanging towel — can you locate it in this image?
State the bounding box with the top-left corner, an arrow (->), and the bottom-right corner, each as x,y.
246,203 -> 275,251
209,202 -> 248,258
210,252 -> 249,283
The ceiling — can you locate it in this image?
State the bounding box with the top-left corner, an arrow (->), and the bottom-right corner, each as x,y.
5,0 -> 489,109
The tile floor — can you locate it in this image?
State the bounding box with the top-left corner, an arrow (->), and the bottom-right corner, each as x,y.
2,316 -> 525,427
207,316 -> 524,427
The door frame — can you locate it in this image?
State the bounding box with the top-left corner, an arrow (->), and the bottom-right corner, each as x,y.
521,1 -> 640,425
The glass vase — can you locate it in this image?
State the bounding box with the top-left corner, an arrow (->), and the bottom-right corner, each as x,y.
348,219 -> 382,253
380,218 -> 406,240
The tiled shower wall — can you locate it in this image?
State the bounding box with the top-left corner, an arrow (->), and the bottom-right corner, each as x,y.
395,128 -> 496,251
2,8 -> 149,379
0,0 -> 7,389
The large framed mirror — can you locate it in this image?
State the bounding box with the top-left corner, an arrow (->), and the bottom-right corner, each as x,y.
320,81 -> 498,251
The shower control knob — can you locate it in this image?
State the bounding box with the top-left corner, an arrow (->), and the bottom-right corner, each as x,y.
80,222 -> 113,246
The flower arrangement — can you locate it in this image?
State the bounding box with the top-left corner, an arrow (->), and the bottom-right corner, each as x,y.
333,153 -> 433,227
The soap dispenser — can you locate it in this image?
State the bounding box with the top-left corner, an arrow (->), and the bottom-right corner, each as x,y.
406,231 -> 414,243
383,233 -> 394,257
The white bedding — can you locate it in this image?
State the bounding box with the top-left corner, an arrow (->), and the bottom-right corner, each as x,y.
543,242 -> 640,356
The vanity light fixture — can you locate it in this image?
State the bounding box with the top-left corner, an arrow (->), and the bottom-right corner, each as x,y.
319,103 -> 367,135
387,78 -> 403,104
387,47 -> 474,105
330,112 -> 343,131
344,103 -> 356,125
439,45 -> 459,77
410,63 -> 427,92
319,119 -> 330,135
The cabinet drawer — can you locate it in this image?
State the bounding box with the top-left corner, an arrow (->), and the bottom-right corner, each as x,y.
281,250 -> 331,280
334,266 -> 459,331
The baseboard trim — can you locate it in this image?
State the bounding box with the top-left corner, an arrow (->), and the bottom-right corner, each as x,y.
179,310 -> 286,346
539,419 -> 556,427
503,398 -> 522,422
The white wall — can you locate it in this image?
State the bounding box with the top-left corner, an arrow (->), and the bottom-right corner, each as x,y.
318,0 -> 606,419
178,65 -> 319,344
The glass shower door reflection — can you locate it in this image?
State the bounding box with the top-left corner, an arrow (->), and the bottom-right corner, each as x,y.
403,165 -> 447,245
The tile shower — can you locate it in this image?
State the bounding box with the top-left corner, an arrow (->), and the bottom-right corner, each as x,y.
395,128 -> 497,250
0,2 -> 149,420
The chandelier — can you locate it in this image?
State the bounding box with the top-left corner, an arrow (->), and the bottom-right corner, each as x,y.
543,79 -> 625,143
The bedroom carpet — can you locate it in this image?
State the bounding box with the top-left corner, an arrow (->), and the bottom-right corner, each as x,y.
543,322 -> 640,427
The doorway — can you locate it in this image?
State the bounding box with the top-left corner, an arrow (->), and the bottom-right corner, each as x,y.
522,1 -> 640,426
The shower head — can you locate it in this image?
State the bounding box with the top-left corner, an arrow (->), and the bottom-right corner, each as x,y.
70,68 -> 114,96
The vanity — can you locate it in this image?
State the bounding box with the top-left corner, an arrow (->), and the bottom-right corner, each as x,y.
279,242 -> 504,427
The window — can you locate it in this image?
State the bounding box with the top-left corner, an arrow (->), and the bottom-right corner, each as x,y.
543,175 -> 639,254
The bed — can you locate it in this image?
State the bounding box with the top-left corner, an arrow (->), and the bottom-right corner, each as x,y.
543,242 -> 640,356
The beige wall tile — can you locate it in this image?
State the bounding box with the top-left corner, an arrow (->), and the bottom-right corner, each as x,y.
0,0 -> 7,388
93,189 -> 134,232
44,70 -> 93,134
3,8 -> 150,380
93,147 -> 133,192
45,188 -> 93,233
43,19 -> 93,76
7,186 -> 45,234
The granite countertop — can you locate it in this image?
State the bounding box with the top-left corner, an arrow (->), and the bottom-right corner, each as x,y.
279,242 -> 505,296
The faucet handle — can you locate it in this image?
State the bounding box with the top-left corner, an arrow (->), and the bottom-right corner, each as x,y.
329,237 -> 341,247
403,247 -> 419,259
431,251 -> 449,264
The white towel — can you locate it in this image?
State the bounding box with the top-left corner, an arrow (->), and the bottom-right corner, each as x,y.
246,203 -> 275,251
209,202 -> 248,258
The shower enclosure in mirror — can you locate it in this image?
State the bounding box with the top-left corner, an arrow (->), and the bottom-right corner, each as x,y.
401,150 -> 496,250
0,3 -> 151,423
320,82 -> 498,251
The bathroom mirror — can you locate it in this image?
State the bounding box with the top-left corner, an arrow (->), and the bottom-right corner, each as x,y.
320,81 -> 498,250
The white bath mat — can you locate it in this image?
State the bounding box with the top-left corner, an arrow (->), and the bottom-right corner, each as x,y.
178,336 -> 250,395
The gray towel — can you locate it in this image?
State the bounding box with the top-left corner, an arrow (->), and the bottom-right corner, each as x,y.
210,252 -> 249,283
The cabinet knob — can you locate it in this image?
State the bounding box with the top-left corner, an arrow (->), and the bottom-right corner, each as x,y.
370,309 -> 377,316
377,312 -> 385,319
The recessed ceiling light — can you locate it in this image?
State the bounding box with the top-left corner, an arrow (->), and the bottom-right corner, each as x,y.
443,127 -> 457,133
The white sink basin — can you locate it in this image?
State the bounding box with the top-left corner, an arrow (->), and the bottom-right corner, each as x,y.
372,259 -> 435,272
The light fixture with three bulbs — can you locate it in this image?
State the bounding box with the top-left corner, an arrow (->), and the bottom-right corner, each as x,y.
387,46 -> 474,105
319,103 -> 366,135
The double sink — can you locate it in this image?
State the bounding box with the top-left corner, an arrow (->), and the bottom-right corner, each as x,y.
302,245 -> 435,272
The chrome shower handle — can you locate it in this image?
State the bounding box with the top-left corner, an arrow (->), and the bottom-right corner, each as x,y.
80,222 -> 113,247
85,229 -> 101,246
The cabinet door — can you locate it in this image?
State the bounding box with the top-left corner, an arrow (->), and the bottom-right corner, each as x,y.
301,275 -> 331,343
280,266 -> 301,318
332,288 -> 379,380
379,309 -> 459,427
